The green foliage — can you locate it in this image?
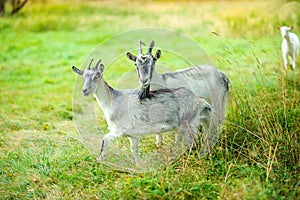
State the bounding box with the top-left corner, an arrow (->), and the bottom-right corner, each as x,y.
0,0 -> 299,199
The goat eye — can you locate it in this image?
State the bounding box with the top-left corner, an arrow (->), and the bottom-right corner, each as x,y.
92,73 -> 99,80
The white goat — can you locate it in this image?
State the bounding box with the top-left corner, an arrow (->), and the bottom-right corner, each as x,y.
127,41 -> 229,154
72,59 -> 212,164
278,26 -> 299,70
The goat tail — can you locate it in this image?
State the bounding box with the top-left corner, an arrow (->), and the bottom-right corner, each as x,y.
217,71 -> 230,123
215,71 -> 230,123
220,71 -> 230,92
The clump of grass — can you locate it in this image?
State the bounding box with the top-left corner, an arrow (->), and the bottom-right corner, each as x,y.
219,67 -> 299,196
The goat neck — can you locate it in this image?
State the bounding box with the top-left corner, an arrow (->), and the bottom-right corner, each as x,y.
93,78 -> 115,114
150,69 -> 165,90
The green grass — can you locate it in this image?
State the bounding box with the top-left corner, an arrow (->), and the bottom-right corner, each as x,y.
0,0 -> 299,199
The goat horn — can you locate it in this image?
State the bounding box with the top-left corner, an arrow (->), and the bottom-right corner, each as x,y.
94,59 -> 102,69
87,59 -> 94,70
138,41 -> 145,54
148,40 -> 155,54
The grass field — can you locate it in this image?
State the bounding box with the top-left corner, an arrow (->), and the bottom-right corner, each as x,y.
0,0 -> 299,199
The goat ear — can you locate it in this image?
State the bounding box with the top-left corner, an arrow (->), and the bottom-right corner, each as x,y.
127,52 -> 137,62
277,26 -> 280,31
154,50 -> 161,60
99,64 -> 104,74
290,26 -> 294,31
72,66 -> 83,75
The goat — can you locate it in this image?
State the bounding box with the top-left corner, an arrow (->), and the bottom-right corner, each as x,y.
278,26 -> 299,70
72,59 -> 212,164
127,40 -> 230,154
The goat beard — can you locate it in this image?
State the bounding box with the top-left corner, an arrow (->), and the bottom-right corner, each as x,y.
138,85 -> 151,101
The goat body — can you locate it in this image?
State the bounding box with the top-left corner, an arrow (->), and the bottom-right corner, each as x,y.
153,65 -> 228,104
150,65 -> 228,153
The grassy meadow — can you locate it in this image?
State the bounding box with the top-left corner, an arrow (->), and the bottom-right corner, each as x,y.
1,0 -> 299,199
